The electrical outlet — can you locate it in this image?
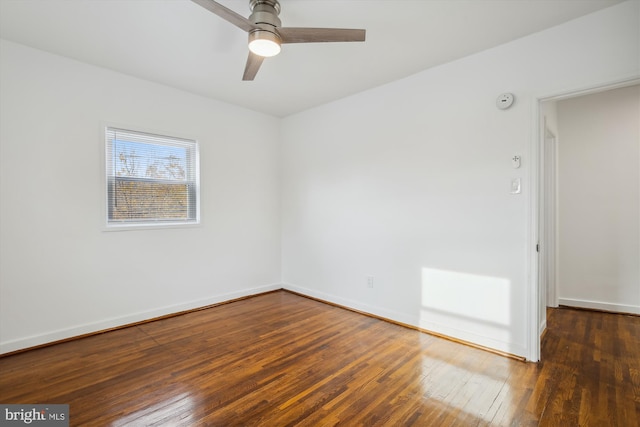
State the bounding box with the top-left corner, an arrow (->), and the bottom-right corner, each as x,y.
366,276 -> 374,288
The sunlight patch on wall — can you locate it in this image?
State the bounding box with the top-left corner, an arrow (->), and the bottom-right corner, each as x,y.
421,268 -> 511,327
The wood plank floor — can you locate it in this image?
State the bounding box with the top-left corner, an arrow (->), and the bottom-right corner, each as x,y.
1,291 -> 638,426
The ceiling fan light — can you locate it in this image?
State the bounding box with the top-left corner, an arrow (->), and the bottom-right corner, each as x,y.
248,30 -> 281,57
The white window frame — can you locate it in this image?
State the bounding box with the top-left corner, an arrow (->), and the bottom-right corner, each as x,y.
104,125 -> 200,230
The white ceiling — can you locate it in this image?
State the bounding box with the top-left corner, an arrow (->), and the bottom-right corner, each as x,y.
0,0 -> 623,117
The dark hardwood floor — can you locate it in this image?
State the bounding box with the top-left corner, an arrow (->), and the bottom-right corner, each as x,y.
1,291 -> 638,426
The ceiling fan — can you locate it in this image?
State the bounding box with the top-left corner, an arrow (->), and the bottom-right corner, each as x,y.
191,0 -> 366,80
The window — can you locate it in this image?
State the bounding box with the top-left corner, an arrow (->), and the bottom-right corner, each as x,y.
105,127 -> 199,227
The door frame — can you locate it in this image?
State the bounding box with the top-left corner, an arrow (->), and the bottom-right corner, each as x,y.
528,76 -> 640,362
537,120 -> 558,337
542,125 -> 558,309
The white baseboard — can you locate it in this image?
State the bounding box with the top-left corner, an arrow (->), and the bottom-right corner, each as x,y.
4,282 -> 537,359
539,319 -> 547,337
282,282 -> 528,359
558,298 -> 640,315
0,283 -> 283,355
282,283 -> 417,325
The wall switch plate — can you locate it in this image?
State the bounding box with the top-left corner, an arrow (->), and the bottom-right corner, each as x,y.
510,178 -> 522,194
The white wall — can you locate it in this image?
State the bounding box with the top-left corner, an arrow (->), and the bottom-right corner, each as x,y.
557,85 -> 640,314
2,2 -> 638,359
0,40 -> 282,353
281,1 -> 639,359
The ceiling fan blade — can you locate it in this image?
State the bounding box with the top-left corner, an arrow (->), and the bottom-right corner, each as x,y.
191,0 -> 259,33
278,28 -> 366,44
243,52 -> 265,81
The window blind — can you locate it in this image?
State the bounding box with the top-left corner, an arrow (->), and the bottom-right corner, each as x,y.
105,127 -> 199,226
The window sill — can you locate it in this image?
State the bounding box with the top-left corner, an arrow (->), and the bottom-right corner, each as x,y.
103,221 -> 201,232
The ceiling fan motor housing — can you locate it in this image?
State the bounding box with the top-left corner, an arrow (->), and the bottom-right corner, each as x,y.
248,0 -> 282,52
249,0 -> 281,28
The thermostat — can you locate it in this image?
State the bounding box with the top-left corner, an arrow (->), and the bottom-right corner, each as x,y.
496,93 -> 515,110
512,155 -> 521,168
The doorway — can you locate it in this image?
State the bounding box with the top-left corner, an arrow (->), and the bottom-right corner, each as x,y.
535,78 -> 640,360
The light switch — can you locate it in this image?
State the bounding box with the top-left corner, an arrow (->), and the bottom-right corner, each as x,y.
510,178 -> 521,194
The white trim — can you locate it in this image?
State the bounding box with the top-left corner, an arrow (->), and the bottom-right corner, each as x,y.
102,222 -> 203,232
0,283 -> 283,355
545,135 -> 558,307
283,283 -> 416,325
539,118 -> 559,313
537,76 -> 640,103
539,318 -> 547,337
558,298 -> 640,315
527,97 -> 541,362
530,74 -> 640,363
100,121 -> 201,231
283,283 -> 528,358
